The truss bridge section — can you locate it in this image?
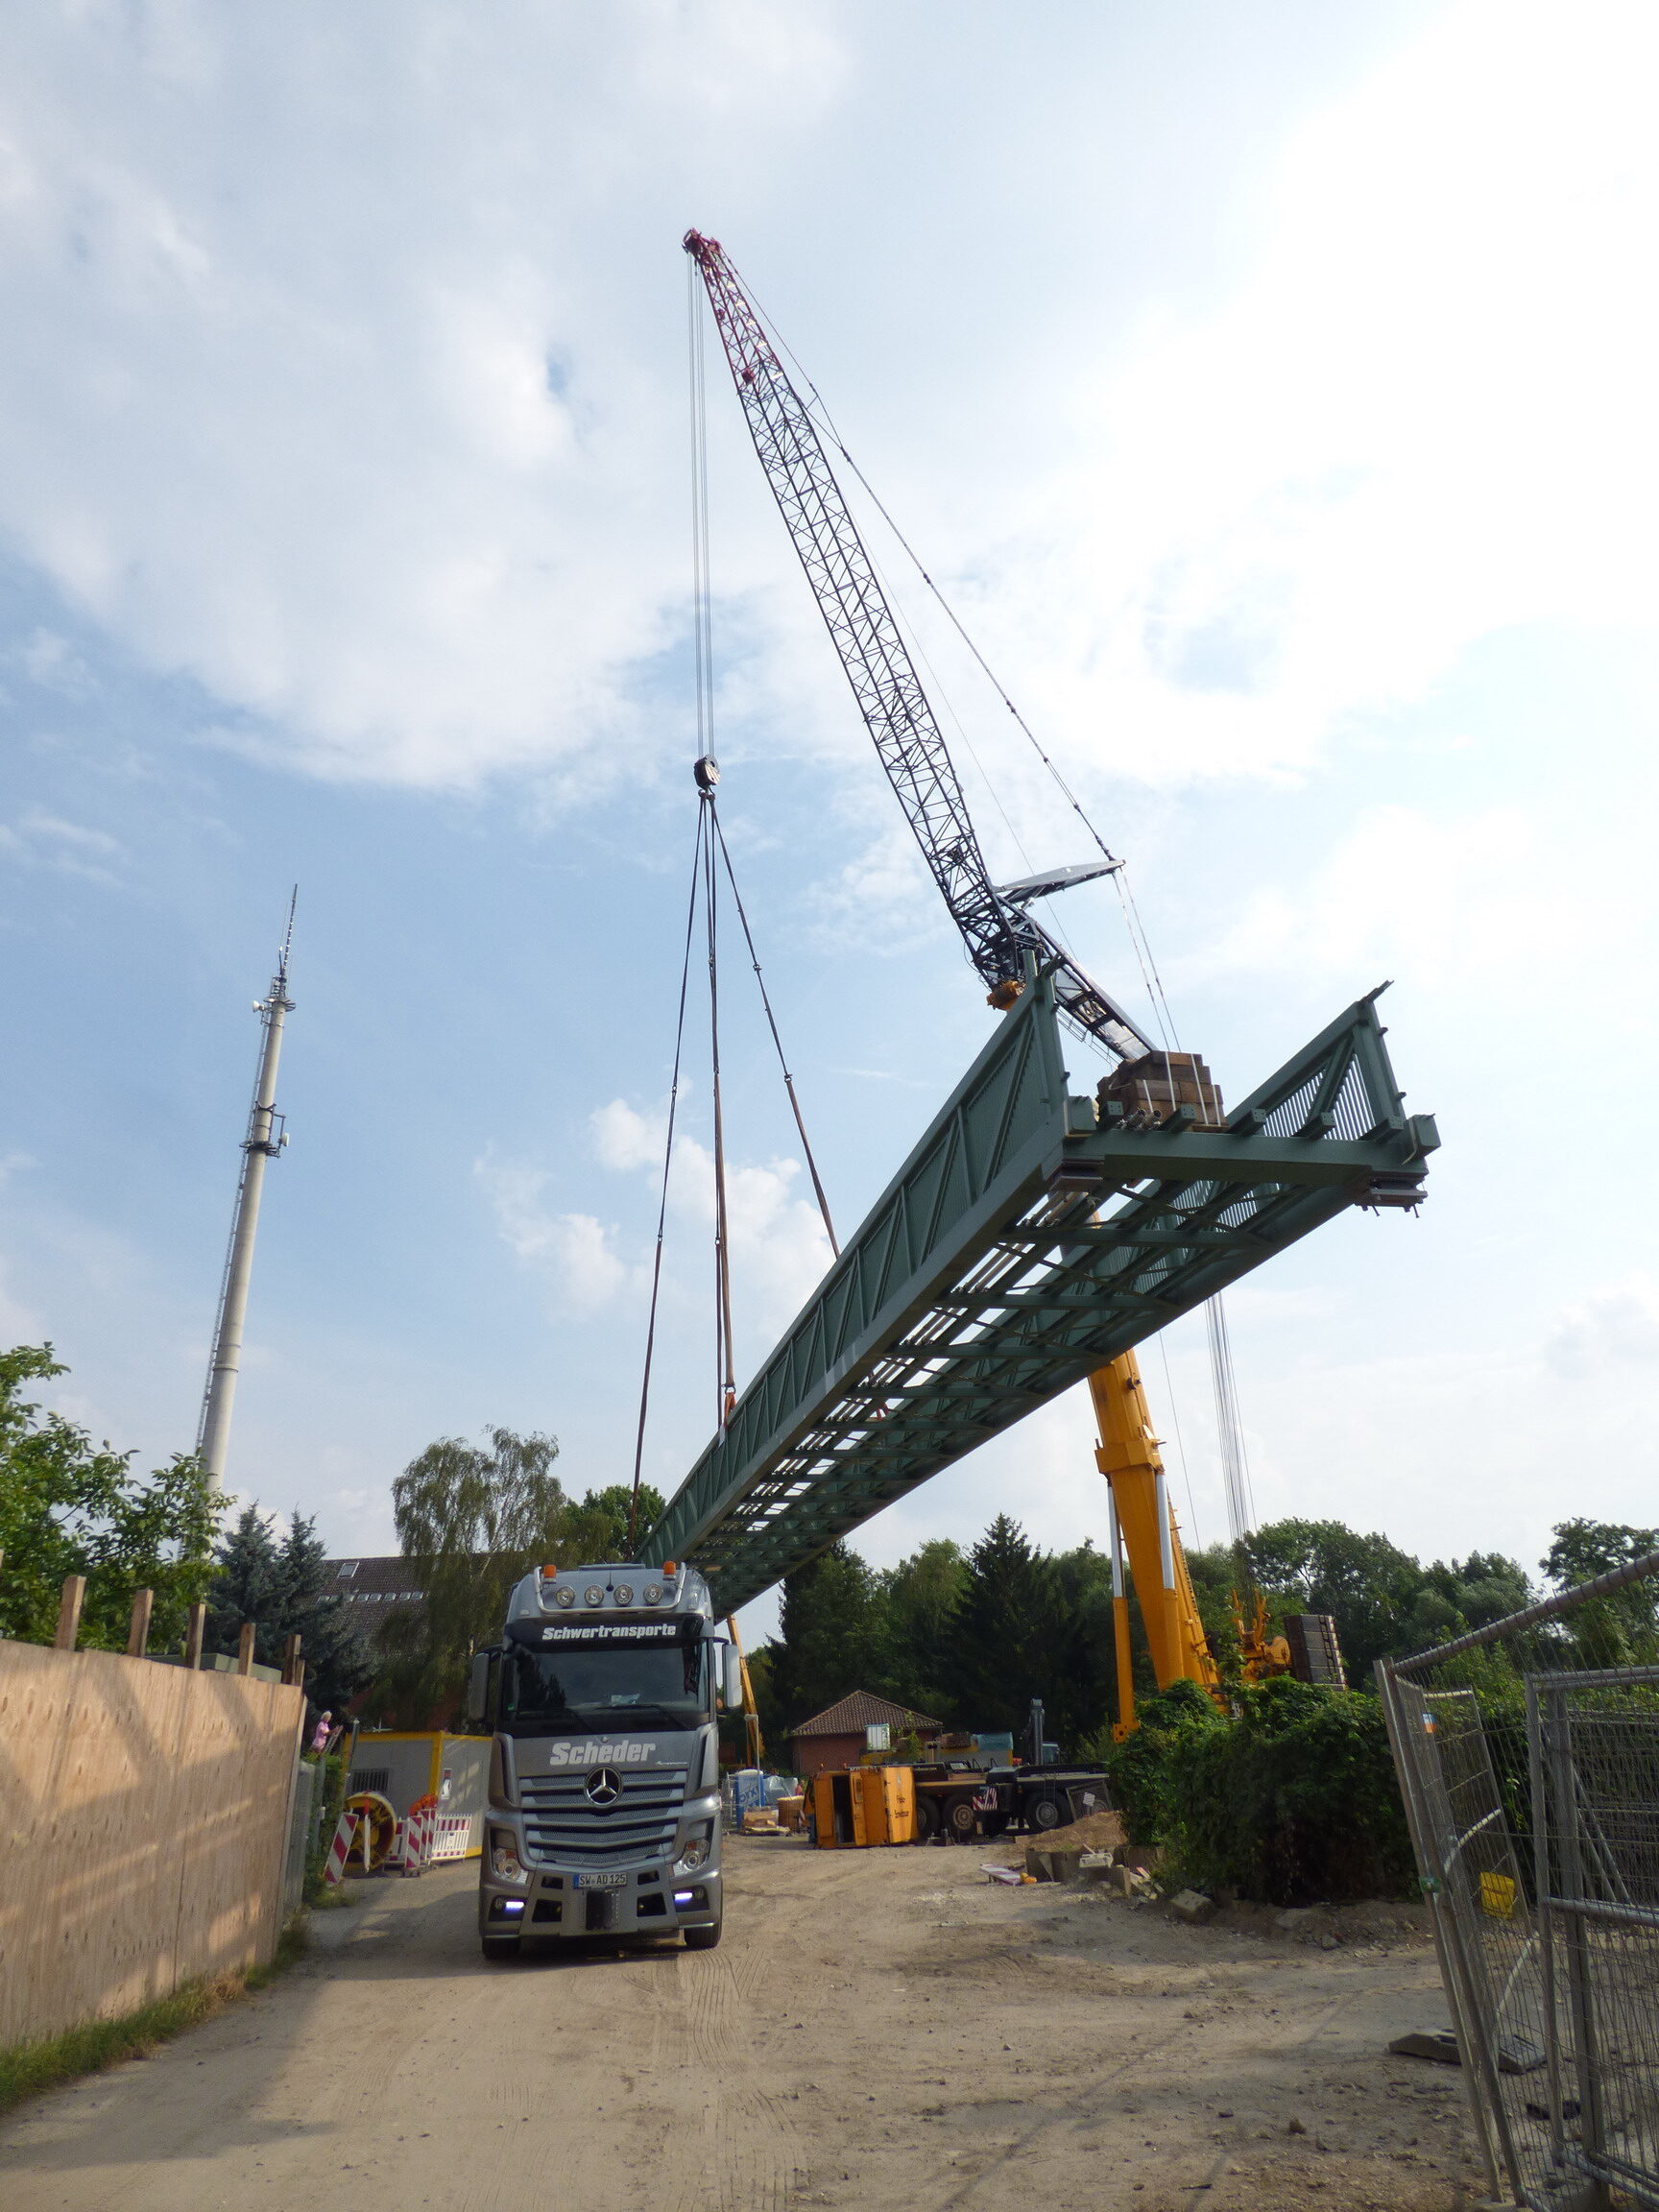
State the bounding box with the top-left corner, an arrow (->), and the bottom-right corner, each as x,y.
645,970 -> 1437,1614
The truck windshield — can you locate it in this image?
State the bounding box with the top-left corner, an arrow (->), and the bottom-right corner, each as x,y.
500,1640 -> 709,1735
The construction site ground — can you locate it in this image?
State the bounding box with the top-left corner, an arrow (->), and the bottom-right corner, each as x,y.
0,1839 -> 1485,2212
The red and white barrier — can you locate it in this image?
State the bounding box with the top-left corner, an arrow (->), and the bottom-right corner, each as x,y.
322,1807 -> 362,1886
392,1803 -> 432,1874
430,1815 -> 473,1863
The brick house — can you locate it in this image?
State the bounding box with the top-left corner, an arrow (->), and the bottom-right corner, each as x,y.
787,1691 -> 943,1780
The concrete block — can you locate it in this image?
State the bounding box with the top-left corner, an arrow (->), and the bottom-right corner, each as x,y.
1169,1888 -> 1216,1925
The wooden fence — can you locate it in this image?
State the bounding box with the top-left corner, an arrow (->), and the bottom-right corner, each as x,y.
0,1638 -> 305,2047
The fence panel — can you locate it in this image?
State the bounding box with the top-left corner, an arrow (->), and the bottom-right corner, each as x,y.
1381,1548 -> 1659,2212
0,1638 -> 304,2047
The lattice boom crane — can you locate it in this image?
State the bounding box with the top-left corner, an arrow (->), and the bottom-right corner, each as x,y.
683,228 -> 1150,1065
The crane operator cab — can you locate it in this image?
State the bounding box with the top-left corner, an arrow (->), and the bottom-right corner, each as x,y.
467,1559 -> 740,1959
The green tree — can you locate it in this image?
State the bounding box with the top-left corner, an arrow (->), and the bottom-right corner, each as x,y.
1542,1517 -> 1659,1663
372,1427 -> 566,1726
770,1541 -> 889,1727
205,1503 -> 370,1718
935,1515 -> 1063,1740
0,1344 -> 218,1650
1242,1518 -> 1431,1679
565,1483 -> 667,1566
878,1537 -> 967,1715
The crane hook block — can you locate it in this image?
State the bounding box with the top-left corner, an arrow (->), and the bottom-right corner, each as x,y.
987,977 -> 1024,1011
694,755 -> 720,793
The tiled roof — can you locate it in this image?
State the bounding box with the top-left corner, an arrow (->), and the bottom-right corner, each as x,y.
790,1691 -> 943,1737
326,1556 -> 428,1610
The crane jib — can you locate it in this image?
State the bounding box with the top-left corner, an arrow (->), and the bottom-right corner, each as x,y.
682,228 -> 1151,1063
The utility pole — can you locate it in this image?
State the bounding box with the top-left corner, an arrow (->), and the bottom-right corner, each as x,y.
196,894 -> 296,1490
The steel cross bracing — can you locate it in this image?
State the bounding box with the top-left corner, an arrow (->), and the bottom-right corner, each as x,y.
646,972 -> 1436,1613
683,229 -> 1150,1064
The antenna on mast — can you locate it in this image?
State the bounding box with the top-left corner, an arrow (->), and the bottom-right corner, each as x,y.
196,890 -> 298,1490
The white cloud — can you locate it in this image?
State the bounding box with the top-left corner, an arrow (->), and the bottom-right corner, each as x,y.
898,0 -> 1659,816
589,1094 -> 834,1343
0,805 -> 122,883
0,0 -> 847,792
1548,1279 -> 1659,1379
1,1 -> 1651,815
1179,802 -> 1608,997
473,1152 -> 634,1311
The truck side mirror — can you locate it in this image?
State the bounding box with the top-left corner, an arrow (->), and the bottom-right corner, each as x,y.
720,1642 -> 743,1712
466,1648 -> 491,1727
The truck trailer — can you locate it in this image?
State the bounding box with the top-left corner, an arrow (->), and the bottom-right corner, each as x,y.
467,1558 -> 741,1959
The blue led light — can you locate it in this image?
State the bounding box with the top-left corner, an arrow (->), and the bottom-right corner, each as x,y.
501,1899 -> 525,1914
673,1890 -> 695,1907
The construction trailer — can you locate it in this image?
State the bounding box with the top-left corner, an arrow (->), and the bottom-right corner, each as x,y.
348,1731 -> 489,1860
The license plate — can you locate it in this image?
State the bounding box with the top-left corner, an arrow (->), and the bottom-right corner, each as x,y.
573,1870 -> 627,1889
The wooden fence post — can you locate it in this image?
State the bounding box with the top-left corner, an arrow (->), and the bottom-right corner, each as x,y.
183,1601 -> 206,1670
236,1622 -> 256,1676
54,1575 -> 85,1650
280,1633 -> 302,1685
127,1588 -> 154,1658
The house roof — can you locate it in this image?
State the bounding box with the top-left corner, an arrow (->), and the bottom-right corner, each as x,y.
326,1556 -> 429,1611
790,1691 -> 943,1738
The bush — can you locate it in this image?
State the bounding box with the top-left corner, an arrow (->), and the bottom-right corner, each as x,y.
1087,1679 -> 1221,1844
1099,1677 -> 1414,1904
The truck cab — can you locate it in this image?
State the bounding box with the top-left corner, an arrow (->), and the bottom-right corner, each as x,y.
468,1559 -> 740,1959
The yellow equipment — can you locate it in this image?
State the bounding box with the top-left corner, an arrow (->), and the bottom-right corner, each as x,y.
809,1765 -> 917,1847
1090,1352 -> 1217,1738
725,1613 -> 763,1767
1090,1352 -> 1294,1735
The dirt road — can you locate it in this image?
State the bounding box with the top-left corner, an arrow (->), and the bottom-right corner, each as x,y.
0,1840 -> 1485,2211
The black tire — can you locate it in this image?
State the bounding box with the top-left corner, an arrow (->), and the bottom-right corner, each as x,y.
684,1919 -> 723,1951
945,1794 -> 979,1841
912,1793 -> 940,1842
480,1934 -> 521,1961
1028,1792 -> 1067,1833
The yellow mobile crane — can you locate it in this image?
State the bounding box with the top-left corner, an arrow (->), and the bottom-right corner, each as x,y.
1091,1349 -> 1294,1736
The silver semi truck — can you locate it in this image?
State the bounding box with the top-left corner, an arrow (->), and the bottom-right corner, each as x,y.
467,1558 -> 740,1959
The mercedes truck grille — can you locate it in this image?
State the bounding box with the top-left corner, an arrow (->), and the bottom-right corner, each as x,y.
518,1766 -> 690,1864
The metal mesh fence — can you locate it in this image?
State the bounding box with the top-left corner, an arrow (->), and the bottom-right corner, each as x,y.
1379,1550 -> 1659,2210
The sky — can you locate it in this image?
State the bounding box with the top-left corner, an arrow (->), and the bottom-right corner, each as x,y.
3,0 -> 1657,1647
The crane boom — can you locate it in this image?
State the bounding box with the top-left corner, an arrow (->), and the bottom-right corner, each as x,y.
684,228 -> 1150,1063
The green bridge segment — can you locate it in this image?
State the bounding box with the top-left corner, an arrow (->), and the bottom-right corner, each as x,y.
645,974 -> 1436,1614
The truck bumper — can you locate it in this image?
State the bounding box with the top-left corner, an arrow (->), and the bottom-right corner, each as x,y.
480,1860 -> 722,1941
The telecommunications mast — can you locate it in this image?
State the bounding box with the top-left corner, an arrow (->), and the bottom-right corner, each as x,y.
196,893 -> 296,1490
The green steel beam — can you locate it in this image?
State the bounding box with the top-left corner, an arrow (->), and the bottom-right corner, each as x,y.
644,972 -> 1435,1612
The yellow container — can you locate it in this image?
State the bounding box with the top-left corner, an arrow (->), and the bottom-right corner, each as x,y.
810,1770 -> 867,1847
811,1767 -> 916,1846
856,1765 -> 916,1845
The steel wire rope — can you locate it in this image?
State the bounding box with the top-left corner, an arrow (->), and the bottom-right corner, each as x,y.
705,795 -> 737,1430
628,805 -> 707,1557
709,805 -> 840,1256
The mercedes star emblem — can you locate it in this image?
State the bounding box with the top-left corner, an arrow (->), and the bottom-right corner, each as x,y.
585,1767 -> 623,1807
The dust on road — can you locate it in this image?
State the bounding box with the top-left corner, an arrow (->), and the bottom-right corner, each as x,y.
0,1839 -> 1485,2212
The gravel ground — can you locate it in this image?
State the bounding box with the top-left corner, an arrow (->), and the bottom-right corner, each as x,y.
0,1838 -> 1489,2211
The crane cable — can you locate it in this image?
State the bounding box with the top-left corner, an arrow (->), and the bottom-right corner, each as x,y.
628,805 -> 706,1556
710,805 -> 839,1257
704,790 -> 737,1429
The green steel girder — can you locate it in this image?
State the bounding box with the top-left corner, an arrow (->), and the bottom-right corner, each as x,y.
644,971 -> 1435,1613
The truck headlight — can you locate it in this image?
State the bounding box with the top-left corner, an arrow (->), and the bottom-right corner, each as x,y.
490,1830 -> 530,1887
673,1826 -> 712,1876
